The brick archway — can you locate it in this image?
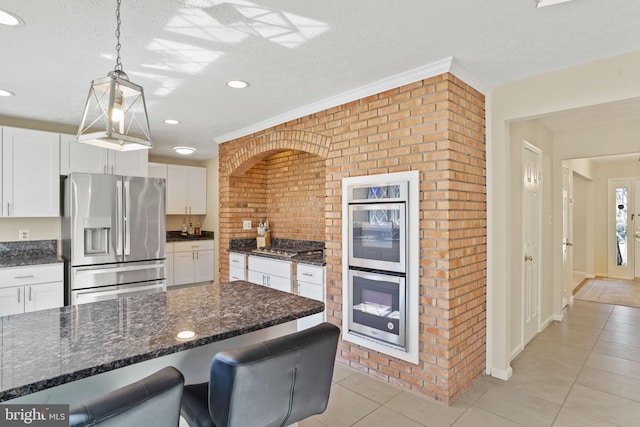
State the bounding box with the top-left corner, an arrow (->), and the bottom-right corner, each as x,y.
226,130 -> 331,176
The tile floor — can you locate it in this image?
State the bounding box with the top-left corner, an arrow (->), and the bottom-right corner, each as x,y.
300,301 -> 640,427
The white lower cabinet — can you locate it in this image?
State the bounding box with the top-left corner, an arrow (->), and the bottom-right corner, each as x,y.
248,256 -> 291,293
296,264 -> 325,331
172,240 -> 214,286
229,252 -> 246,281
0,264 -> 64,316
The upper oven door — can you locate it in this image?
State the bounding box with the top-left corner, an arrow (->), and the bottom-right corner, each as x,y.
348,202 -> 406,273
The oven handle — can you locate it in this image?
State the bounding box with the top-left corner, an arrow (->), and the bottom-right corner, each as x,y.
73,282 -> 165,304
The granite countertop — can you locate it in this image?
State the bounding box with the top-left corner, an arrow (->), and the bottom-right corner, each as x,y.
0,239 -> 63,268
0,281 -> 323,401
166,230 -> 215,242
229,238 -> 325,266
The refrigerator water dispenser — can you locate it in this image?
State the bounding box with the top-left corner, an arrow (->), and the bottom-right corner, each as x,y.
84,217 -> 111,255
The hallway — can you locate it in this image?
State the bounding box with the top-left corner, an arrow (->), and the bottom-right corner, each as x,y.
302,301 -> 640,426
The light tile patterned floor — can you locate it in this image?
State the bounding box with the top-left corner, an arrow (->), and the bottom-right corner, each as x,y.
300,301 -> 640,427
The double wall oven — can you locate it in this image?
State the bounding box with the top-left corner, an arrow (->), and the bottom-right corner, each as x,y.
347,181 -> 407,349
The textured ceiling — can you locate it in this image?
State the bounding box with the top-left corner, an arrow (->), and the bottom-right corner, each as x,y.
1,0 -> 640,160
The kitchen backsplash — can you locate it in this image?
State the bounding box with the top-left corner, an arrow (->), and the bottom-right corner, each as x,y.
0,239 -> 57,262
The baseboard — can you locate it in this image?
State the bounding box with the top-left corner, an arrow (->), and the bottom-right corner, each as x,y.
540,315 -> 553,330
510,344 -> 524,361
489,366 -> 513,381
553,313 -> 563,322
569,296 -> 575,306
585,274 -> 596,279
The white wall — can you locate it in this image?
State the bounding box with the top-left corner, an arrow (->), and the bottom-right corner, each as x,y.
488,51 -> 640,379
572,173 -> 589,275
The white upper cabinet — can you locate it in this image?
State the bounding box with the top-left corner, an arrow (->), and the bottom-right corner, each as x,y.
60,134 -> 148,177
167,165 -> 206,215
1,127 -> 60,217
148,162 -> 168,179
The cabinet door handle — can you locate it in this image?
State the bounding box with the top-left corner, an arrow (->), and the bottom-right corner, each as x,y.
231,259 -> 239,263
14,275 -> 35,279
28,286 -> 32,302
6,202 -> 10,216
104,164 -> 107,174
184,207 -> 188,215
189,206 -> 192,215
196,252 -> 199,260
17,288 -> 20,303
302,272 -> 313,277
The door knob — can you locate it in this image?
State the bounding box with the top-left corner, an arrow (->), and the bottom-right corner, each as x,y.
635,233 -> 640,242
524,255 -> 533,262
565,242 -> 573,247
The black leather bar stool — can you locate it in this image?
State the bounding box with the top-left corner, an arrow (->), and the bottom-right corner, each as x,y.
181,322 -> 340,427
69,366 -> 184,427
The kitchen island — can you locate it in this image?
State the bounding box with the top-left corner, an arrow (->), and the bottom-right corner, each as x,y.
0,281 -> 324,403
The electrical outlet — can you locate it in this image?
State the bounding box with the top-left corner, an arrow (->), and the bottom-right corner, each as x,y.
242,220 -> 252,230
18,229 -> 29,241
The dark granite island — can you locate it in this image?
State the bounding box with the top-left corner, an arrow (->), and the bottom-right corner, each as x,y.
0,281 -> 324,404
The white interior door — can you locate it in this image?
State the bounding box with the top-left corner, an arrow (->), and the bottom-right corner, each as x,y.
522,142 -> 542,346
633,180 -> 640,278
561,165 -> 574,307
609,179 -> 634,280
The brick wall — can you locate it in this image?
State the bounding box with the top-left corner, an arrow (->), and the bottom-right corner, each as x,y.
218,73 -> 486,404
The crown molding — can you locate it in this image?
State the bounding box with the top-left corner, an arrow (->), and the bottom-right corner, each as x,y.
215,56 -> 490,144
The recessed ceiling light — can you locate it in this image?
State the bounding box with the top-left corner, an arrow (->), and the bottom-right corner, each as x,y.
173,146 -> 196,155
535,0 -> 575,7
0,9 -> 24,26
0,89 -> 14,97
226,80 -> 249,89
164,119 -> 181,125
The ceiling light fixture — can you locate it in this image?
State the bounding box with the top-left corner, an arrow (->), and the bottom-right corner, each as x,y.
173,146 -> 196,155
76,0 -> 151,151
535,0 -> 575,7
0,9 -> 23,26
226,80 -> 249,89
0,89 -> 15,97
164,119 -> 181,125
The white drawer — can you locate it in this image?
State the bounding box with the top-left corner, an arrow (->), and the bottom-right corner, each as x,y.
173,239 -> 214,252
229,252 -> 246,269
296,264 -> 324,286
229,266 -> 246,281
0,263 -> 63,288
248,256 -> 291,279
166,242 -> 174,253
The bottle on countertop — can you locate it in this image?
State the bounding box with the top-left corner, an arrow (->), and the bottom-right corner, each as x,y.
195,220 -> 201,236
181,218 -> 188,236
188,220 -> 194,236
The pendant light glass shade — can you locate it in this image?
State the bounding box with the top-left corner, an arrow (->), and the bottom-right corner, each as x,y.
77,70 -> 151,151
76,0 -> 151,151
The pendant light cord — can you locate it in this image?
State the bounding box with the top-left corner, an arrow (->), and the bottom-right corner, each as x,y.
114,0 -> 123,74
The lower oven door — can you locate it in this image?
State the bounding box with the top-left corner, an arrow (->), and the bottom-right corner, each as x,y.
348,269 -> 406,349
71,280 -> 166,305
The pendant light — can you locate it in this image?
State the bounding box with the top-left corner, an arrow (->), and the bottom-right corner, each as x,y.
77,0 -> 151,151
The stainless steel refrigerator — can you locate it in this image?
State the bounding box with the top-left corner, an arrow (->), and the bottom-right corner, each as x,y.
62,173 -> 166,305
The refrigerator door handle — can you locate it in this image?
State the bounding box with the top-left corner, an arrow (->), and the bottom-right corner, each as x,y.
124,180 -> 131,256
116,180 -> 123,257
